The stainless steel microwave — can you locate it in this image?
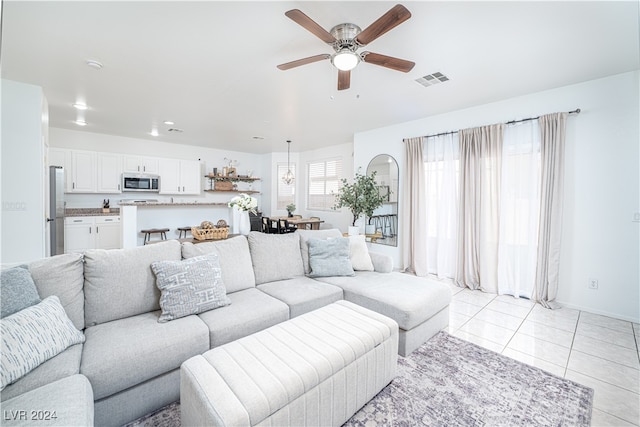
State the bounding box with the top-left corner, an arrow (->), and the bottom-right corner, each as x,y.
122,174 -> 160,192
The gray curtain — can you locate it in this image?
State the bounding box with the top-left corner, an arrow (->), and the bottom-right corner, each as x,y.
402,137 -> 428,276
455,124 -> 504,292
533,112 -> 568,308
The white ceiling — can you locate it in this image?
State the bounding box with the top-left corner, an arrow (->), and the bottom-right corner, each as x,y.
2,1 -> 638,154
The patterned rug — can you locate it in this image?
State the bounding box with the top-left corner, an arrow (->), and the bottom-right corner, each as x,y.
125,331 -> 593,427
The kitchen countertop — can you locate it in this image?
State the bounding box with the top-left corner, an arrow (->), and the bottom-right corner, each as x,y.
66,208 -> 120,217
118,202 -> 228,207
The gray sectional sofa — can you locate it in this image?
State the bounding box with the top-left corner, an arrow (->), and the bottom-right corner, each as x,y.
0,229 -> 451,427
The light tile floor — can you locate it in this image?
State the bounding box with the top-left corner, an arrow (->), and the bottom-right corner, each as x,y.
445,284 -> 640,426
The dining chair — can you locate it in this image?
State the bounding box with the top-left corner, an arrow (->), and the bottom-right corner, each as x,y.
278,218 -> 297,234
262,217 -> 278,234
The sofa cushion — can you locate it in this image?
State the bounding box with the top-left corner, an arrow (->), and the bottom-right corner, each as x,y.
29,253 -> 85,330
296,229 -> 343,274
348,235 -> 374,271
257,277 -> 343,318
0,344 -> 82,402
81,311 -> 208,400
368,252 -> 393,273
307,237 -> 354,278
181,236 -> 256,293
315,272 -> 452,331
247,232 -> 304,285
151,254 -> 231,323
1,374 -> 93,427
83,240 -> 182,327
1,296 -> 85,390
0,265 -> 40,318
198,288 -> 289,348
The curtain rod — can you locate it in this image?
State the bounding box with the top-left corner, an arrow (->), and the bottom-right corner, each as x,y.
420,108 -> 581,139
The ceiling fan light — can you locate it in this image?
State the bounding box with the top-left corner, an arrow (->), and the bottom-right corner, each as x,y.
332,50 -> 359,71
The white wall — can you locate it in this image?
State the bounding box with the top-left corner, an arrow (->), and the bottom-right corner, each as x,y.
354,71 -> 640,322
1,80 -> 47,265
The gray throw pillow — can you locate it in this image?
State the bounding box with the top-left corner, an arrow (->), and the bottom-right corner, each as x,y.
1,296 -> 85,390
307,237 -> 355,278
0,265 -> 41,318
151,254 -> 231,323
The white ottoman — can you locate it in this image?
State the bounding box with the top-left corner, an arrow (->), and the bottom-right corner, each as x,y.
180,300 -> 398,427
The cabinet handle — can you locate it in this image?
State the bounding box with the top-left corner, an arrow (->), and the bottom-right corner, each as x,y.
143,166 -> 146,172
96,226 -> 99,233
178,186 -> 180,192
89,227 -> 92,234
138,166 -> 140,172
73,219 -> 82,223
105,219 -> 113,222
72,182 -> 75,189
182,186 -> 185,192
118,184 -> 120,190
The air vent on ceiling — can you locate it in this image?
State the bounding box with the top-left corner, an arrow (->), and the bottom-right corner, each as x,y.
415,72 -> 449,87
167,128 -> 184,133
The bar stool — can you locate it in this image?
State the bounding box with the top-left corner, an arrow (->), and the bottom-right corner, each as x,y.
141,228 -> 169,245
177,226 -> 193,239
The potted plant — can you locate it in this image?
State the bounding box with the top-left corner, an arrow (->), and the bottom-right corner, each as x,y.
286,203 -> 296,217
333,171 -> 386,235
228,193 -> 258,235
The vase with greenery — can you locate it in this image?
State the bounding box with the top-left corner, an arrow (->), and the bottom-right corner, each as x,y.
286,203 -> 296,217
332,171 -> 386,234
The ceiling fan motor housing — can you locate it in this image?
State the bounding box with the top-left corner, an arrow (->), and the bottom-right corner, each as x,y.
330,23 -> 362,52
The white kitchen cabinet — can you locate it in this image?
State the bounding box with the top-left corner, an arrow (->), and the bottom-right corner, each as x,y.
48,148 -> 73,191
123,156 -> 159,174
94,216 -> 121,249
70,150 -> 97,193
65,216 -> 121,253
158,159 -> 201,195
97,152 -> 123,193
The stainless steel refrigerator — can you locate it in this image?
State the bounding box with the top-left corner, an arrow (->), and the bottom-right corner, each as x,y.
49,166 -> 65,255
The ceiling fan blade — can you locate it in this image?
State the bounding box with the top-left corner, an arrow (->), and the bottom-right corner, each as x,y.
277,54 -> 331,71
361,52 -> 415,73
355,4 -> 411,46
338,70 -> 351,91
285,9 -> 336,44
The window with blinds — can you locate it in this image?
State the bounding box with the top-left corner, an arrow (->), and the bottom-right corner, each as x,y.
307,158 -> 342,210
277,163 -> 296,210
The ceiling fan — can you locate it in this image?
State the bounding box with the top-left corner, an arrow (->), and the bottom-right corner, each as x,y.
277,4 -> 415,91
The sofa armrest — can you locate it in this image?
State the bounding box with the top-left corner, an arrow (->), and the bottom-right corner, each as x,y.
369,252 -> 393,273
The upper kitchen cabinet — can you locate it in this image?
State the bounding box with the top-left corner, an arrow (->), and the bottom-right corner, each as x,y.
123,155 -> 159,174
70,150 -> 97,192
97,152 -> 123,193
158,159 -> 202,195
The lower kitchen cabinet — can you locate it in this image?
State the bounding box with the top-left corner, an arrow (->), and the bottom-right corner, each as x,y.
65,216 -> 121,253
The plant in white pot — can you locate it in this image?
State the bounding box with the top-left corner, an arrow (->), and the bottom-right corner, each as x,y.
228,193 -> 258,235
332,171 -> 386,235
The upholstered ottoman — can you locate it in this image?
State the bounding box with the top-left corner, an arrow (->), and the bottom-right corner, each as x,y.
180,300 -> 398,427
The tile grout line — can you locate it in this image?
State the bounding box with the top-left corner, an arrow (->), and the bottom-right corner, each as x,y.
501,302 -> 536,355
564,310 -> 581,378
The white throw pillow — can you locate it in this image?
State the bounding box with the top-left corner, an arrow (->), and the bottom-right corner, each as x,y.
1,296 -> 85,390
151,253 -> 231,323
348,235 -> 374,271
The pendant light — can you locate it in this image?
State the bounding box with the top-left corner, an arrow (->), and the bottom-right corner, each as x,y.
282,140 -> 295,185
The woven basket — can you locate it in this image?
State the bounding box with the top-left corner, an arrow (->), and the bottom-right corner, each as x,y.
214,181 -> 234,191
191,226 -> 229,241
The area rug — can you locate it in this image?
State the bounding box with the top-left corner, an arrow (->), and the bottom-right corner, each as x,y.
124,331 -> 593,427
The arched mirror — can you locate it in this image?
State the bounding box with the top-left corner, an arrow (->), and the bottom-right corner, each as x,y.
366,154 -> 398,246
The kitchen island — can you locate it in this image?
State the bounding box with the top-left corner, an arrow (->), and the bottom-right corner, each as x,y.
119,201 -> 230,247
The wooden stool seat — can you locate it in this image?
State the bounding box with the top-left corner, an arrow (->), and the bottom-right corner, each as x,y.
141,228 -> 170,245
177,226 -> 194,239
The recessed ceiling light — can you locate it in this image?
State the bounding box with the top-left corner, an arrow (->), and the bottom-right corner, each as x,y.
74,120 -> 87,126
86,60 -> 103,70
163,120 -> 174,125
150,129 -> 159,137
252,136 -> 265,140
73,102 -> 88,110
